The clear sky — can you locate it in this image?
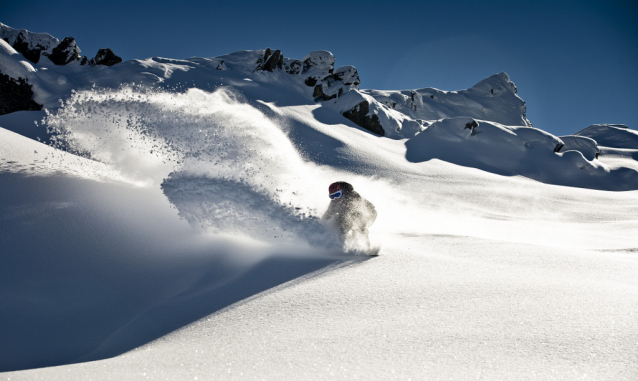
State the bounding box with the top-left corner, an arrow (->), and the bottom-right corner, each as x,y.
2,0 -> 637,136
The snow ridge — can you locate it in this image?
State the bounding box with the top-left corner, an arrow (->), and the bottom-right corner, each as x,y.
1,24 -> 637,190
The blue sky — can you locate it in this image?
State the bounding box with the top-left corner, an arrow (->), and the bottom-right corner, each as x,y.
2,0 -> 637,136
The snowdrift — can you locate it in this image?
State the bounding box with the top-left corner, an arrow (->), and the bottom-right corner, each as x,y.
405,117 -> 638,190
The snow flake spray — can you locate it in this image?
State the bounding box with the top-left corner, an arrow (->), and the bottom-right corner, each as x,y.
44,85 -> 379,254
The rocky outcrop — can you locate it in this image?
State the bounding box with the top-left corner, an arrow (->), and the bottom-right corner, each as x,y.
284,60 -> 302,75
216,60 -> 227,70
313,84 -> 342,101
88,48 -> 122,66
0,71 -> 42,115
342,101 -> 385,136
301,50 -> 335,88
8,31 -> 44,63
258,49 -> 283,72
330,66 -> 360,87
255,48 -> 288,72
302,51 -> 335,73
47,37 -> 81,65
1,23 -> 121,67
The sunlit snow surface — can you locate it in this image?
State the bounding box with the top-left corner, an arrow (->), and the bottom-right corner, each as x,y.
1,84 -> 638,380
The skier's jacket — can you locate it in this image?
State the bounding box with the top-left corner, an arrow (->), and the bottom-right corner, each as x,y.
321,182 -> 377,234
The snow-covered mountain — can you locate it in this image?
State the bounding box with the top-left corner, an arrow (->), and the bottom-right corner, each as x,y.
0,23 -> 121,67
2,25 -> 637,190
2,25 -> 638,378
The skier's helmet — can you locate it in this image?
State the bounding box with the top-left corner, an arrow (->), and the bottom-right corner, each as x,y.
329,182 -> 342,200
328,181 -> 354,199
329,182 -> 341,194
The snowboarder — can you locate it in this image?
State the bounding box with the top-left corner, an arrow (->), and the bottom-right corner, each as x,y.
321,181 -> 377,248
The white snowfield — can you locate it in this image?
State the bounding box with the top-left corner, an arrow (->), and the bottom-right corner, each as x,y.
1,30 -> 638,380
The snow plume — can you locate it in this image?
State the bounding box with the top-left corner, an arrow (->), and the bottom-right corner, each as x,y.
44,86 -> 344,249
44,85 -> 182,185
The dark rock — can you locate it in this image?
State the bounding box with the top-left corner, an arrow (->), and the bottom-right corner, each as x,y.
304,77 -> 317,87
285,60 -> 302,75
88,48 -> 122,66
256,49 -> 282,72
264,47 -> 272,61
330,66 -> 360,87
464,120 -> 479,130
80,56 -> 88,65
464,120 -> 479,135
554,143 -> 564,153
47,37 -> 80,65
0,71 -> 42,115
342,101 -> 385,136
10,32 -> 43,64
312,84 -> 338,101
302,51 -> 335,73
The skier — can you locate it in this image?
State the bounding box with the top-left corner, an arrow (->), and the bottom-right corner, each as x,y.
322,181 -> 377,248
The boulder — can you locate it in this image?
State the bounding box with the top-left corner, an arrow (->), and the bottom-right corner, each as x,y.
342,101 -> 385,136
47,37 -> 81,65
302,50 -> 335,73
285,60 -> 302,75
216,60 -> 227,70
312,84 -> 340,101
88,48 -> 122,66
464,120 -> 479,134
256,49 -> 283,72
331,66 -> 360,87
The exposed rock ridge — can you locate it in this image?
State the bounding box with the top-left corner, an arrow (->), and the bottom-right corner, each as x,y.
0,22 -> 121,67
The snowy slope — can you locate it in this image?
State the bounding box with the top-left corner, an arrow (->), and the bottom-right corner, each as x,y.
2,24 -> 638,379
3,106 -> 638,378
3,26 -> 637,190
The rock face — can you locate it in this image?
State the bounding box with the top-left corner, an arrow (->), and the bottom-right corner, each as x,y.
259,49 -> 283,72
284,60 -> 302,75
302,50 -> 335,73
301,50 -> 335,87
342,101 -> 385,136
313,84 -> 342,101
88,48 -> 122,66
0,23 -> 58,64
1,23 -> 121,67
47,37 -> 81,65
331,66 -> 360,87
9,31 -> 44,63
0,71 -> 42,115
255,48 -> 286,72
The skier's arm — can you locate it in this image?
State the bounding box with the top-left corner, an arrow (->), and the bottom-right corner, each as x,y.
366,199 -> 377,225
321,201 -> 337,221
